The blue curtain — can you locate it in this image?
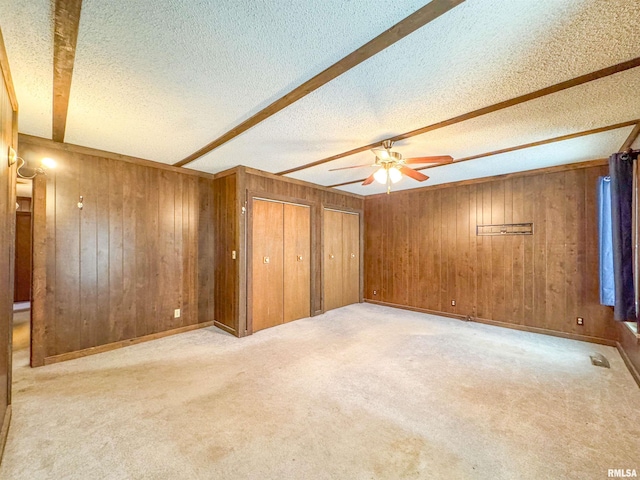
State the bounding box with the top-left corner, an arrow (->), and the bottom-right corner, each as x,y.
598,176 -> 615,306
609,151 -> 638,321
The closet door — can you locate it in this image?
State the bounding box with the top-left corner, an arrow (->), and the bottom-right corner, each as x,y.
323,209 -> 343,312
252,200 -> 284,332
342,212 -> 360,306
283,204 -> 311,323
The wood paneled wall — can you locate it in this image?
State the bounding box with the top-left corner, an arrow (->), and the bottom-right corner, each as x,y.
213,171 -> 239,334
0,32 -> 17,460
365,164 -> 618,342
25,140 -> 216,366
212,167 -> 364,336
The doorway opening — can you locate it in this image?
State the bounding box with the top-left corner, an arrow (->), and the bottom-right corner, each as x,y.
13,178 -> 32,355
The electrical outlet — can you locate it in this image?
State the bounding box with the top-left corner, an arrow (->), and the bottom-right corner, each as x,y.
577,317 -> 584,326
174,309 -> 181,318
451,300 -> 456,306
373,290 -> 377,296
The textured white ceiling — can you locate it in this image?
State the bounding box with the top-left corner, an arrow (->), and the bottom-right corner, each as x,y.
289,68 -> 640,188
188,0 -> 640,177
0,0 -> 53,137
63,0 -> 428,162
335,127 -> 630,196
2,0 -> 639,193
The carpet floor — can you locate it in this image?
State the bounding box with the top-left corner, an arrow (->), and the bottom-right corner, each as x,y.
1,303 -> 638,479
12,308 -> 30,351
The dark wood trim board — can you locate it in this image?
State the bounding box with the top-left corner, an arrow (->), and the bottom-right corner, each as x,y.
366,299 -> 617,346
617,342 -> 640,388
52,0 -> 83,142
43,321 -> 215,365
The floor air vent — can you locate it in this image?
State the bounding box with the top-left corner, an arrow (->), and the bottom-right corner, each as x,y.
590,353 -> 610,368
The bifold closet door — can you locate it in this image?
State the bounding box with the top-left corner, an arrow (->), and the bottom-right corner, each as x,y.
324,209 -> 360,312
323,209 -> 345,312
342,212 -> 360,306
283,204 -> 311,323
252,200 -> 284,332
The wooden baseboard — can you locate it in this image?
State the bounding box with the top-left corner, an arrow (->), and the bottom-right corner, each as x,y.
364,299 -> 617,346
42,321 -> 215,366
365,299 -> 469,322
617,342 -> 640,388
470,316 -> 617,347
0,406 -> 12,466
213,321 -> 237,336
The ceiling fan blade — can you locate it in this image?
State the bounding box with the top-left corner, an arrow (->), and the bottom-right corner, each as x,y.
399,166 -> 429,182
362,173 -> 376,186
371,148 -> 390,160
329,164 -> 374,171
404,155 -> 453,165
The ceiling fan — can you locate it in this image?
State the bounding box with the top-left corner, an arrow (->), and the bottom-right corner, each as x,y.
329,140 -> 453,193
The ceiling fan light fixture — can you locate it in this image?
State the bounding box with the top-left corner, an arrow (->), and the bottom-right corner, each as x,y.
388,166 -> 402,183
373,167 -> 387,184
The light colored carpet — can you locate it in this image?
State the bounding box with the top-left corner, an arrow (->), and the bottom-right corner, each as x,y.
1,303 -> 638,479
12,309 -> 30,351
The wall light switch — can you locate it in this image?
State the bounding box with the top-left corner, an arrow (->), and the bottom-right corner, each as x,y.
232,250 -> 236,260
174,309 -> 181,318
264,256 -> 270,264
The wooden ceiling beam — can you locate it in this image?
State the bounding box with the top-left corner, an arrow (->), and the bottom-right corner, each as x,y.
174,0 -> 465,168
281,57 -> 640,176
327,119 -> 639,188
52,0 -> 83,143
363,159 -> 608,198
619,122 -> 640,151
